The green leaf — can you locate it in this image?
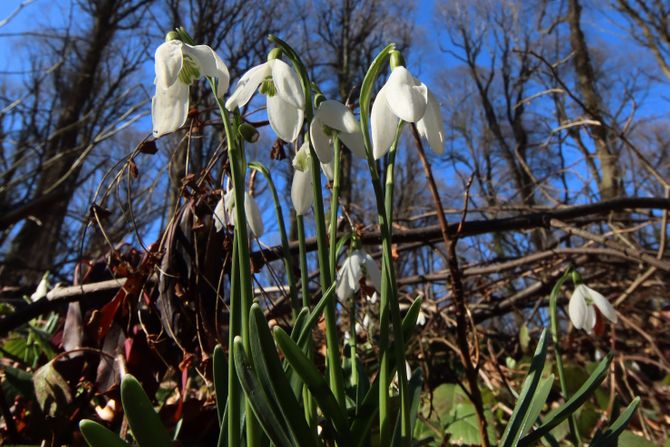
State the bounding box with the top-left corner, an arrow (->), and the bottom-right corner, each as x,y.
519,353 -> 613,445
79,419 -> 130,447
349,305 -> 426,447
500,329 -> 549,447
519,324 -> 530,352
445,403 -> 482,445
295,282 -> 337,348
520,374 -> 554,436
33,360 -> 72,418
232,336 -> 294,447
273,327 -> 351,444
213,344 -> 227,424
120,373 -> 172,447
616,430 -> 656,447
249,304 -> 317,447
590,397 -> 640,446
2,364 -> 35,400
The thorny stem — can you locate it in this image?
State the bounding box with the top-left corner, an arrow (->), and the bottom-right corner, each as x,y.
411,124 -> 491,447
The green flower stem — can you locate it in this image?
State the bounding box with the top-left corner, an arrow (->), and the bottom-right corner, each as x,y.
549,268 -> 581,446
211,84 -> 260,447
356,43 -> 409,445
227,230 -> 241,447
297,216 -> 310,308
248,162 -> 299,315
269,34 -> 345,407
329,138 -> 341,281
296,214 -> 318,432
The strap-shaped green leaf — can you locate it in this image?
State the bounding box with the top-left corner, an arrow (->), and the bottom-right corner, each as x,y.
232,336 -> 294,447
390,367 -> 424,446
120,374 -> 172,447
294,282 -> 337,348
500,329 -> 549,447
520,374 -> 554,437
519,352 -> 614,445
590,396 -> 641,446
273,326 -> 352,444
249,304 -> 318,447
79,419 -> 130,447
213,344 -> 227,424
350,300 -> 424,447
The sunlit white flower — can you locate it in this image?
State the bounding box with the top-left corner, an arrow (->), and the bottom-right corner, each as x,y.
568,284 -> 617,334
321,160 -> 334,182
310,100 -> 365,163
416,308 -> 427,326
30,274 -> 49,302
371,66 -> 444,159
225,58 -> 304,142
213,189 -> 264,237
336,249 -> 382,301
291,141 -> 314,215
152,39 -> 230,138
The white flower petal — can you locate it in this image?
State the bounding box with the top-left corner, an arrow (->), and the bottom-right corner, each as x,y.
270,59 -> 304,110
362,252 -> 382,292
586,286 -> 618,324
30,277 -> 49,302
416,90 -> 444,155
371,86 -> 399,159
416,310 -> 426,326
309,118 -> 333,163
568,286 -> 589,330
569,285 -> 598,333
245,193 -> 264,238
213,197 -> 226,232
336,253 -> 363,300
321,160 -> 334,181
315,100 -> 358,133
291,168 -> 313,215
385,66 -> 428,123
225,62 -> 271,110
268,94 -> 303,142
155,40 -> 183,88
338,129 -> 367,158
152,81 -> 189,137
183,44 -> 230,97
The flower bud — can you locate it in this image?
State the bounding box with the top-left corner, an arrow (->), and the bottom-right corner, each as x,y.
165,31 -> 180,42
571,269 -> 583,285
390,50 -> 405,70
238,122 -> 260,143
267,47 -> 283,62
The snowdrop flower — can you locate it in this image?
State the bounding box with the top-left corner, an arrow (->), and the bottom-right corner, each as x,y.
371,54 -> 444,159
416,308 -> 427,326
152,37 -> 230,138
336,249 -> 382,301
30,274 -> 49,302
225,53 -> 304,142
568,284 -> 617,334
213,189 -> 264,237
310,100 -> 365,163
291,141 -> 314,215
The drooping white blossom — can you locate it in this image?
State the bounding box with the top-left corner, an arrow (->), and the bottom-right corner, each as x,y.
152,39 -> 229,138
371,66 -> 444,159
310,100 -> 365,163
213,189 -> 264,238
226,58 -> 304,142
336,249 -> 382,301
568,284 -> 617,334
291,141 -> 314,215
30,274 -> 49,302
